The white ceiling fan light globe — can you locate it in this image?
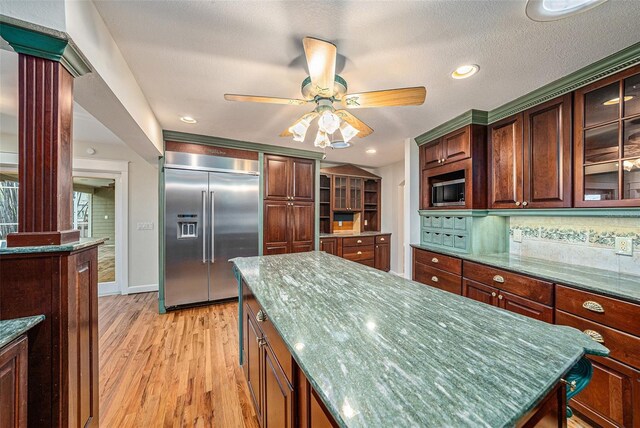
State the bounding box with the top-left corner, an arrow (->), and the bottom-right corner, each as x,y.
314,130 -> 331,149
290,119 -> 311,142
339,122 -> 359,143
318,111 -> 341,134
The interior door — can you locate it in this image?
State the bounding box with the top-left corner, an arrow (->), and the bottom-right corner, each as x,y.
489,114 -> 524,209
164,168 -> 209,307
208,171 -> 259,301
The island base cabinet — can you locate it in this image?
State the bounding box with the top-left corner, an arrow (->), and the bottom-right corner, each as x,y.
517,383 -> 566,428
0,336 -> 28,428
263,345 -> 293,428
243,306 -> 263,422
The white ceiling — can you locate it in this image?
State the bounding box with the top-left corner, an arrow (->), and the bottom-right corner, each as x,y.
0,49 -> 124,148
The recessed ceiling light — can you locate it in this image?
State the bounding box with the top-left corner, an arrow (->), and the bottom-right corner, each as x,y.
180,116 -> 197,124
366,148 -> 377,154
451,64 -> 479,80
526,0 -> 608,21
603,96 -> 633,106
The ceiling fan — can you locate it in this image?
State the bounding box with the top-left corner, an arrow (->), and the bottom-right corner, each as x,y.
224,37 -> 427,149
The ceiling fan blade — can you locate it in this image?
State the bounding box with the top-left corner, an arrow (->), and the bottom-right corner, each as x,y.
224,94 -> 308,106
303,37 -> 337,98
341,87 -> 427,109
334,110 -> 373,137
279,112 -> 319,137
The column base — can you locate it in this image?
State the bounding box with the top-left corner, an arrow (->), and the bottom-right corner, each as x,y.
6,230 -> 81,247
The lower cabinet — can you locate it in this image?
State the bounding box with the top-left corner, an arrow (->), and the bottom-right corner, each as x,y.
320,234 -> 391,272
0,336 -> 28,428
374,241 -> 390,272
319,238 -> 338,256
263,344 -> 293,428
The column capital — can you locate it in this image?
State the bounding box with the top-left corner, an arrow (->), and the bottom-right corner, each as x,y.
0,17 -> 91,77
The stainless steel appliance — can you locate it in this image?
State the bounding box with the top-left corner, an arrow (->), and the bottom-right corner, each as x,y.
164,151 -> 259,307
431,178 -> 465,207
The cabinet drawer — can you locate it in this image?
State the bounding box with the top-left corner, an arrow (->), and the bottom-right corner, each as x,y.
454,235 -> 466,250
375,234 -> 390,244
431,232 -> 443,245
413,264 -> 462,295
421,216 -> 431,228
556,310 -> 640,369
443,234 -> 454,247
556,285 -> 640,337
342,246 -> 374,261
422,231 -> 432,243
358,259 -> 375,268
463,261 -> 553,305
454,217 -> 466,230
414,248 -> 462,275
442,216 -> 455,229
431,216 -> 443,228
342,236 -> 374,247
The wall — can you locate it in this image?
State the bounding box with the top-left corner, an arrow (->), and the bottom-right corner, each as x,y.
403,138 -> 420,279
376,160 -> 405,275
509,216 -> 639,276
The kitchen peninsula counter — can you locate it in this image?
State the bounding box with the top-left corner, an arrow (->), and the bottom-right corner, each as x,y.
232,252 -> 607,427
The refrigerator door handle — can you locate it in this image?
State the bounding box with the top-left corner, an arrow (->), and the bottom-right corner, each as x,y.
202,190 -> 207,264
210,191 -> 215,263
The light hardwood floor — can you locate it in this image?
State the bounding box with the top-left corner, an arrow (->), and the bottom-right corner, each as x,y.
99,292 -> 259,428
99,292 -> 594,428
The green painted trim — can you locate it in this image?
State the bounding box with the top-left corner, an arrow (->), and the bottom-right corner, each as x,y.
415,41 -> 640,143
419,208 -> 640,218
0,17 -> 91,77
158,154 -> 167,314
314,159 -> 320,250
258,152 -> 264,256
415,110 -> 488,145
163,130 -> 325,160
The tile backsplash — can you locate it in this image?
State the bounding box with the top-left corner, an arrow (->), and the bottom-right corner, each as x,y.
509,216 -> 640,276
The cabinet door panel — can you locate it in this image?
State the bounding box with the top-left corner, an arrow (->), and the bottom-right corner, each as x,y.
374,243 -> 390,272
292,159 -> 314,201
290,203 -> 314,251
349,178 -> 363,210
422,140 -> 443,169
498,290 -> 554,323
244,308 -> 263,420
319,239 -> 338,256
443,127 -> 471,163
263,202 -> 289,253
263,344 -> 293,428
523,95 -> 572,208
489,114 -> 524,208
265,155 -> 290,200
462,279 -> 499,306
0,336 -> 27,428
332,176 -> 348,211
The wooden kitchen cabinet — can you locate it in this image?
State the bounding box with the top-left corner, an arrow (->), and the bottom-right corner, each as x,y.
0,336 -> 28,428
243,306 -> 263,420
421,126 -> 472,169
412,247 -> 462,295
332,175 -> 362,211
489,94 -> 572,209
263,155 -> 315,255
374,241 -> 390,272
319,238 -> 338,256
263,344 -> 293,428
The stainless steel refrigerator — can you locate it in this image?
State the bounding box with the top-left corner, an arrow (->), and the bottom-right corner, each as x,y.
164,151 -> 259,307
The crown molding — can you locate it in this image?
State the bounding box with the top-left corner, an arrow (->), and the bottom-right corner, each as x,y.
415,41 -> 640,145
0,16 -> 91,77
162,130 -> 326,160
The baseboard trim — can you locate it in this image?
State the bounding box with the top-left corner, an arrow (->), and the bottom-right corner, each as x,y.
126,284 -> 159,294
98,282 -> 120,297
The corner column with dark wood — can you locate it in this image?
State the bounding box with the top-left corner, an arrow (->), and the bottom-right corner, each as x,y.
0,23 -> 99,428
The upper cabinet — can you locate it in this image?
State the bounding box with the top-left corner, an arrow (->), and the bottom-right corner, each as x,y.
264,155 -> 314,201
421,126 -> 472,170
575,64 -> 640,207
488,94 -> 572,209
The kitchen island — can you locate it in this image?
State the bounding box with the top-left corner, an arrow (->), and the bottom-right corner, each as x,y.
232,252 -> 608,427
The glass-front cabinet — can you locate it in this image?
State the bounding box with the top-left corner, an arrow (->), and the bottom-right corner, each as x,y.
349,177 -> 362,211
332,175 -> 362,211
576,65 -> 640,206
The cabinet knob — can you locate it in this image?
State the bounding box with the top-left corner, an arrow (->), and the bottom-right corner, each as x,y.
498,295 -> 503,300
256,309 -> 267,323
582,301 -> 605,313
441,158 -> 446,163
437,159 -> 442,164
522,201 -> 528,207
431,276 -> 439,283
493,275 -> 505,283
380,238 -> 385,241
583,329 -> 604,343
357,239 -> 362,244
431,257 -> 439,263
515,201 -> 521,206
376,245 -> 379,248
257,337 -> 267,347
491,292 -> 497,297
357,251 -> 362,255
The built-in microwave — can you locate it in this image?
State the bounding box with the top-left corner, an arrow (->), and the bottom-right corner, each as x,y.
431,178 -> 465,206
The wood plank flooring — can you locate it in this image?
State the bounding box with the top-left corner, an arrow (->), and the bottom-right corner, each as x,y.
99,292 -> 594,428
99,292 -> 259,428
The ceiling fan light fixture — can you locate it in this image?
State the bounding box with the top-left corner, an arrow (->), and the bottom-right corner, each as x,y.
314,130 -> 331,149
318,111 -> 341,134
290,119 -> 311,142
339,121 -> 359,143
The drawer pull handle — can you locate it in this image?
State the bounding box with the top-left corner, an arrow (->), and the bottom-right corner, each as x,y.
582,301 -> 604,313
357,239 -> 362,244
357,251 -> 362,255
256,310 -> 267,323
583,329 -> 604,343
431,257 -> 439,263
491,292 -> 497,297
257,337 -> 267,347
493,275 -> 505,283
380,238 -> 385,241
431,276 -> 439,283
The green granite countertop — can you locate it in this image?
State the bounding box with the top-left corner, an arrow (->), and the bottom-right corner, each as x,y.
0,237 -> 106,255
232,252 -> 608,428
412,244 -> 640,304
319,231 -> 391,238
0,315 -> 45,349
